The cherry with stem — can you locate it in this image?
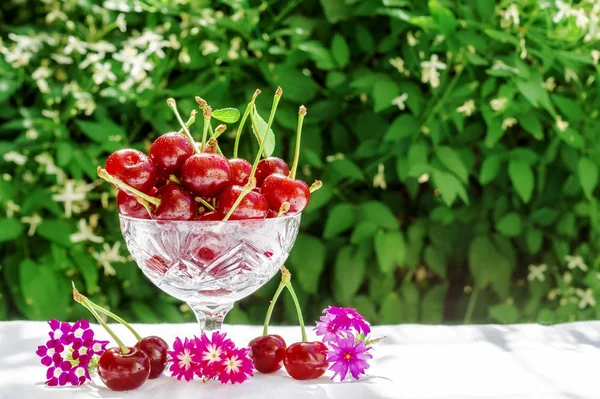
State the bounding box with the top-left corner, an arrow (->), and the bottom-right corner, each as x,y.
200,106 -> 212,152
233,89 -> 261,159
166,98 -> 199,154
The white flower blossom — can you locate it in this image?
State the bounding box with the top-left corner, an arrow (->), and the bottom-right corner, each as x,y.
499,4 -> 520,28
563,272 -> 573,284
592,50 -> 600,65
93,242 -> 127,276
116,13 -> 127,32
179,47 -> 191,64
373,163 -> 387,190
26,128 -> 39,140
389,57 -> 405,73
92,63 -> 117,85
491,60 -> 519,75
527,264 -> 547,282
64,36 -> 87,55
490,97 -> 508,111
420,54 -> 446,88
201,41 -> 219,56
456,99 -> 475,116
3,151 -> 28,165
555,115 -> 569,132
575,288 -> 596,309
406,32 -> 418,46
541,77 -> 556,91
70,218 -> 104,244
502,117 -> 517,131
418,173 -> 430,184
51,180 -> 89,217
87,41 -> 117,55
325,153 -> 345,162
113,46 -> 153,81
553,0 -> 572,23
565,255 -> 588,271
5,200 -> 20,218
392,93 -> 409,110
80,52 -> 104,69
519,38 -> 527,59
565,68 -> 578,83
228,37 -> 242,60
21,214 -> 42,236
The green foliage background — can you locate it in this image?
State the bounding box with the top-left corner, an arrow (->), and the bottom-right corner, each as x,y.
1,0 -> 600,326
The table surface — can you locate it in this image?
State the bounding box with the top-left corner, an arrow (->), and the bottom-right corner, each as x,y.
1,321 -> 599,399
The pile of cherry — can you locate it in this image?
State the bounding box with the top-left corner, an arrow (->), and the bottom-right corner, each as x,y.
100,88 -> 319,222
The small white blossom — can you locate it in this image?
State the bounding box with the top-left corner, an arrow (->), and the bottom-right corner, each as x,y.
527,264 -> 547,282
420,54 -> 446,88
392,93 -> 409,110
80,52 -> 104,69
499,4 -> 520,28
87,41 -> 117,55
389,57 -> 405,73
3,151 -> 28,165
201,41 -> 219,56
26,128 -> 39,140
179,47 -> 191,64
21,214 -> 42,236
565,255 -> 588,271
541,77 -> 556,91
5,200 -> 20,218
64,36 -> 87,55
490,97 -> 508,111
502,117 -> 517,131
326,153 -> 345,162
575,288 -> 596,309
553,0 -> 572,23
491,60 -> 519,75
406,32 -> 418,46
456,99 -> 475,116
373,163 -> 387,190
555,115 -> 569,132
113,46 -> 153,82
564,68 -> 578,83
563,272 -> 573,284
592,50 -> 600,65
92,63 -> 117,85
52,180 -> 88,217
418,173 -> 429,184
573,8 -> 589,28
228,37 -> 242,60
116,13 -> 127,32
93,242 -> 126,276
519,38 -> 527,59
70,218 -> 104,244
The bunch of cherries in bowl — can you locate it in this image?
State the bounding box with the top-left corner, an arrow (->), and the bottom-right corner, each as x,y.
98,87 -> 321,222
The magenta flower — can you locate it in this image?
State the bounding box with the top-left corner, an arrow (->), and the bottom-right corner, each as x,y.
48,319 -> 73,345
314,313 -> 349,343
90,340 -> 109,355
217,347 -> 254,384
71,319 -> 94,343
192,331 -> 235,379
36,340 -> 64,367
71,340 -> 92,365
326,336 -> 372,381
168,337 -> 200,381
326,307 -> 371,335
69,365 -> 90,386
45,360 -> 73,386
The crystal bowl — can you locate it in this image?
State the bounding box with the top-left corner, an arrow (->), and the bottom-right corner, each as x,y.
119,213 -> 301,331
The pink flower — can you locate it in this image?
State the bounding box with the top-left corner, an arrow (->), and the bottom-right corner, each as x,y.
325,307 -> 371,335
192,331 -> 235,379
326,336 -> 372,381
71,340 -> 92,365
168,337 -> 199,381
36,340 -> 64,367
69,365 -> 90,386
217,347 -> 254,384
48,319 -> 73,345
314,313 -> 350,343
71,319 -> 94,343
45,360 -> 73,386
90,340 -> 109,355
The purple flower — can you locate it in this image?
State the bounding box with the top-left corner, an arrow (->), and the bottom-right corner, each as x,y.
167,337 -> 200,381
315,313 -> 350,343
71,340 -> 92,365
326,307 -> 371,335
71,319 -> 94,343
45,360 -> 73,386
36,340 -> 64,367
90,340 -> 109,355
192,331 -> 235,379
326,336 -> 372,381
217,347 -> 253,384
69,365 -> 90,386
48,319 -> 72,345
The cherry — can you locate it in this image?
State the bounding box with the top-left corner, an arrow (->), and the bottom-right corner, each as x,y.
181,153 -> 231,197
135,336 -> 169,379
255,157 -> 289,186
117,190 -> 151,219
105,149 -> 157,194
217,185 -> 268,220
98,347 -> 151,391
229,158 -> 252,186
152,184 -> 197,220
261,174 -> 310,214
196,211 -> 223,221
249,335 -> 287,374
267,209 -> 278,218
283,342 -> 328,380
149,132 -> 194,177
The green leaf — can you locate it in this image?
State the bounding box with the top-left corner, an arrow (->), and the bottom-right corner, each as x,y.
384,115 -> 418,141
327,158 -> 365,181
331,34 -> 350,68
289,234 -> 326,294
435,146 -> 468,183
320,0 -> 352,23
352,296 -> 378,323
432,170 -> 469,206
298,41 -> 336,69
0,78 -> 19,102
374,230 -> 406,273
0,218 -> 24,242
479,154 -> 501,184
334,246 -> 366,302
508,159 -> 534,203
250,107 -> 276,157
75,119 -> 126,143
421,283 -> 448,323
380,292 -> 403,323
469,235 -> 512,296
428,0 -> 457,34
358,201 -> 399,230
212,108 -> 240,123
578,157 -> 598,199
323,203 -> 356,239
519,113 -> 543,140
496,213 -> 522,237
351,221 -> 379,244
373,79 -> 399,113
130,301 -> 160,323
424,245 -> 447,277
525,227 -> 543,255
19,259 -> 69,320
489,303 -> 519,324
484,29 -> 519,45
71,247 -> 99,294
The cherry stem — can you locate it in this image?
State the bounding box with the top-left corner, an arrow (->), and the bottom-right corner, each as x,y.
233,89 -> 261,159
72,283 -> 131,354
88,302 -> 143,342
134,195 -> 153,218
201,106 -> 212,152
277,202 -> 290,217
169,174 -> 181,185
195,196 -> 216,212
309,180 -> 322,193
167,98 -> 199,154
214,124 -> 227,139
178,110 -> 197,136
263,275 -> 286,336
281,267 -> 307,342
223,87 -> 282,221
97,167 -> 160,207
289,105 -> 306,180
208,136 -> 224,156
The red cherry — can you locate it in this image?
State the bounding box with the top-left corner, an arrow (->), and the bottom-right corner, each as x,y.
152,184 -> 197,220
229,158 -> 252,186
181,153 -> 231,197
283,341 -> 328,380
217,185 -> 268,220
255,157 -> 289,186
196,211 -> 223,221
98,346 -> 150,391
105,149 -> 157,194
261,174 -> 310,214
266,209 -> 278,218
117,190 -> 151,219
249,335 -> 287,374
135,336 -> 169,379
149,132 -> 194,177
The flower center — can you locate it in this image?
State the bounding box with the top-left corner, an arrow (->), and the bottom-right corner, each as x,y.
225,356 -> 241,374
53,368 -> 62,378
47,348 -> 55,357
79,347 -> 87,355
74,328 -> 83,338
177,349 -> 192,370
54,330 -> 63,339
75,367 -> 86,378
92,343 -> 102,352
345,353 -> 353,361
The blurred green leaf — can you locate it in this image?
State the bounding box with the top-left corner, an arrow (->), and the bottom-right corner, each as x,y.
496,213 -> 522,237
334,246 -> 366,302
358,201 -> 399,230
384,114 -> 418,141
19,259 -> 69,320
289,234 -> 326,294
508,159 -> 534,203
331,34 -> 350,68
479,154 -> 501,184
489,303 -> 519,324
578,158 -> 598,199
436,146 -> 468,183
324,203 -> 356,239
421,283 -> 448,323
320,0 -> 352,23
0,219 -> 24,242
212,108 -> 240,123
374,230 -> 406,273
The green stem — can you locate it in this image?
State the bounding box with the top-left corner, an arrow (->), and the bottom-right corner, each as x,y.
263,280 -> 286,336
97,167 -> 160,207
464,286 -> 480,324
201,107 -> 212,152
309,180 -> 322,193
167,99 -> 199,154
195,196 -> 216,212
178,111 -> 197,136
169,174 -> 181,185
233,89 -> 261,159
277,202 -> 290,217
284,279 -> 307,342
289,106 -> 306,179
89,302 -> 142,342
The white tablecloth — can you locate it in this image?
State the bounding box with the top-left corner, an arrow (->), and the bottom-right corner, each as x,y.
1,321 -> 600,398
